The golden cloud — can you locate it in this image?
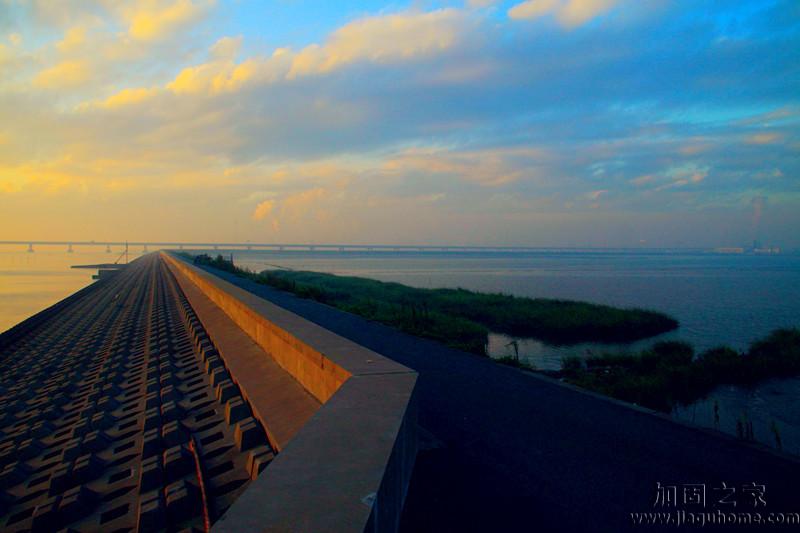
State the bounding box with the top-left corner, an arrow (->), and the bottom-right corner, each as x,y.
124,0 -> 214,41
508,0 -> 620,27
287,9 -> 463,78
33,60 -> 91,89
252,199 -> 275,221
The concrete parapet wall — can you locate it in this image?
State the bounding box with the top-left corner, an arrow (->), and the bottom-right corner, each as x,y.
162,253 -> 350,403
160,252 -> 418,532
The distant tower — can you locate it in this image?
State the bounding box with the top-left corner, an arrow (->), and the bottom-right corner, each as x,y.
27,243 -> 34,253
67,243 -> 74,253
106,244 -> 111,253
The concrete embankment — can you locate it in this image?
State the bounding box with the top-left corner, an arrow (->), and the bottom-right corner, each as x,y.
163,252 -> 418,532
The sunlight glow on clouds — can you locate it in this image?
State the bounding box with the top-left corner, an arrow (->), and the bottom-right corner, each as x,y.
287,9 -> 464,77
0,0 -> 798,247
33,60 -> 91,89
508,0 -> 621,27
124,0 -> 215,41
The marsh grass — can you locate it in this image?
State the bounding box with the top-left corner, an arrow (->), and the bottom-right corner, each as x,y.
191,254 -> 678,355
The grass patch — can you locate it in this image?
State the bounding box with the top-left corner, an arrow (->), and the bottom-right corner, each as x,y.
190,253 -> 677,355
561,329 -> 800,412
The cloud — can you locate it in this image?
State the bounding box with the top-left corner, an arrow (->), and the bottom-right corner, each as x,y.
56,27 -> 87,53
33,60 -> 91,89
508,0 -> 560,20
690,171 -> 706,183
559,0 -> 620,26
746,132 -> 781,145
97,87 -> 159,108
210,35 -> 242,61
508,0 -> 621,27
737,106 -> 799,126
287,9 -> 464,78
629,174 -> 655,186
588,189 -> 607,200
384,147 -> 551,187
252,199 -> 274,221
0,43 -> 12,67
158,9 -> 465,95
166,54 -> 269,95
123,0 -> 214,41
281,188 -> 328,219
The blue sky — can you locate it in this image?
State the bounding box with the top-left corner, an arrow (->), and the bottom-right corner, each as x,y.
0,0 -> 798,247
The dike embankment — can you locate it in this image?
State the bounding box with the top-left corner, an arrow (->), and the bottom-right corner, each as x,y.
162,252 -> 418,533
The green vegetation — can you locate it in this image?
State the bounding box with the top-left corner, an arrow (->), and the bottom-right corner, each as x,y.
560,329 -> 800,412
191,254 -> 678,355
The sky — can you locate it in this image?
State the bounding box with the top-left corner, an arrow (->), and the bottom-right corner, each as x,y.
0,0 -> 798,248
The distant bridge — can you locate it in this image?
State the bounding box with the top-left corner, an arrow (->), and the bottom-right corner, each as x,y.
0,240 -> 707,254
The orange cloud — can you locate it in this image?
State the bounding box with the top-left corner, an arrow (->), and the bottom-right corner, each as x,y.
252,199 -> 275,221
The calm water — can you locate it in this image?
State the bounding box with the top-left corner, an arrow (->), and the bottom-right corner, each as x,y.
2,247 -> 798,453
0,248 -> 118,332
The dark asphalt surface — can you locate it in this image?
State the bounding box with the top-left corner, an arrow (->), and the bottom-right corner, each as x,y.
202,266 -> 800,532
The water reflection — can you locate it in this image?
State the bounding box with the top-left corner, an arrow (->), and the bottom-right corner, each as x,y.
0,247 -> 127,332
